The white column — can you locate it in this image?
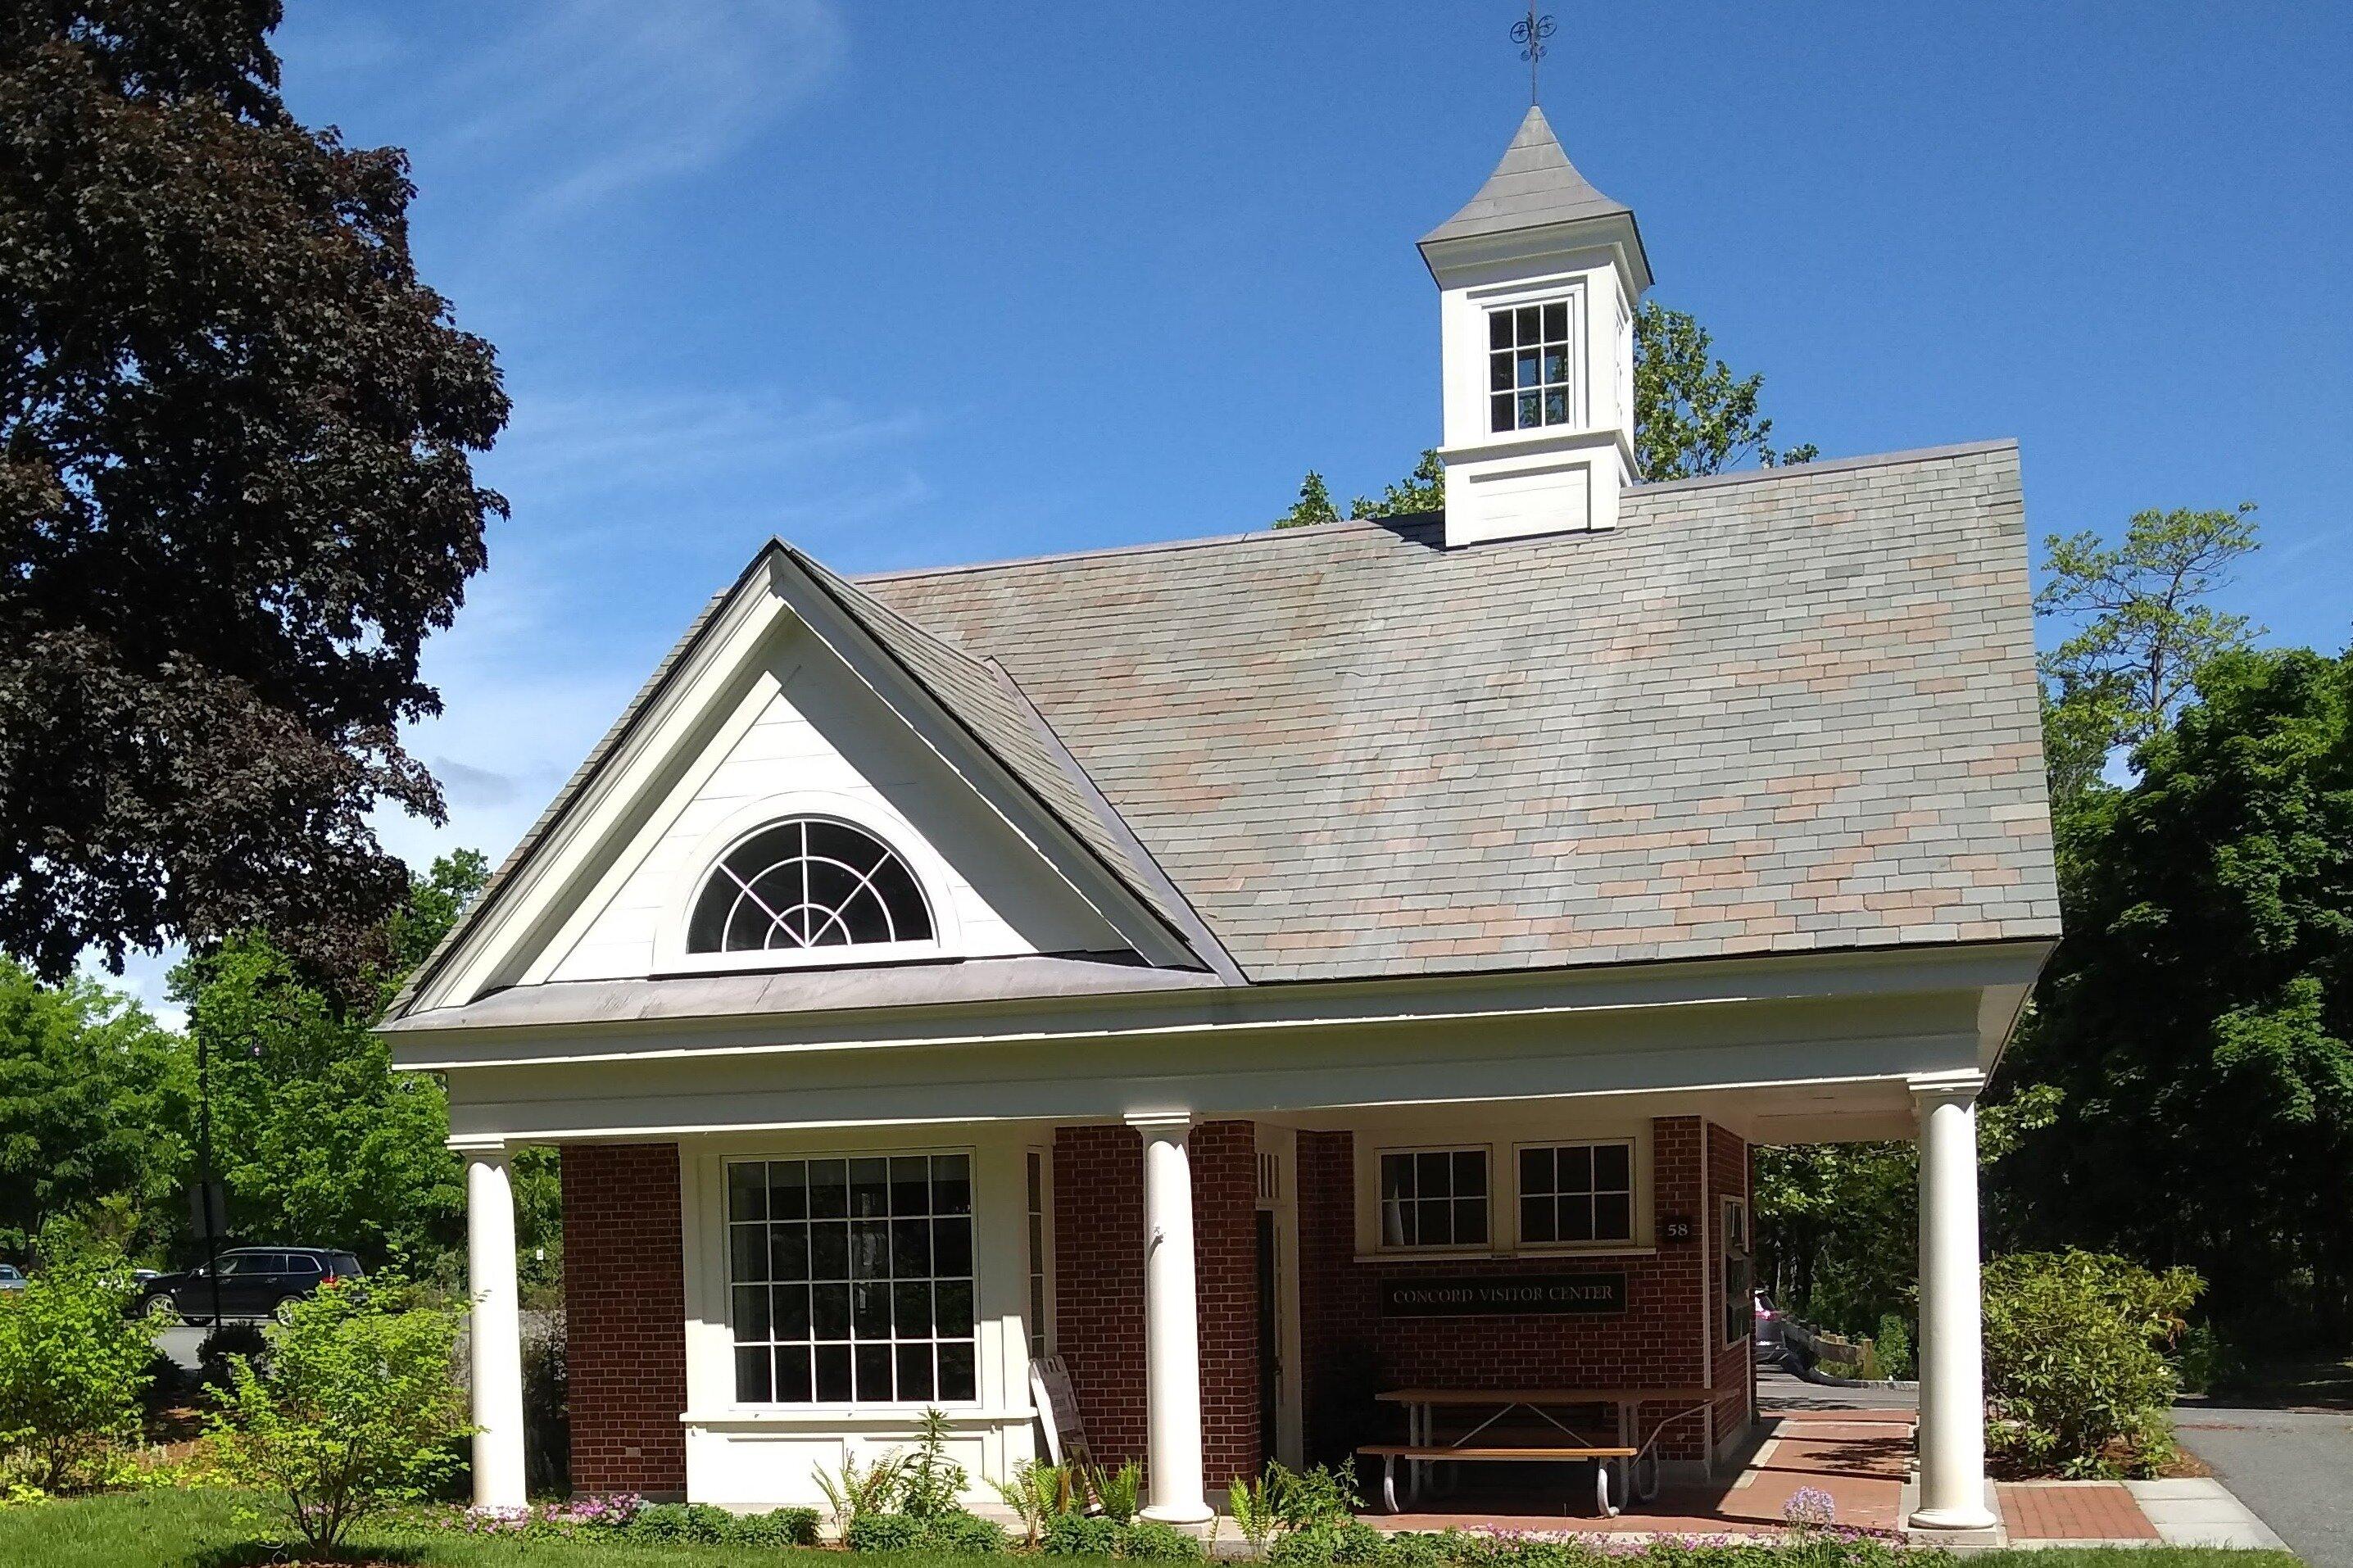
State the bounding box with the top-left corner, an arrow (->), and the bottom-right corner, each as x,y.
1131,1114 -> 1211,1525
466,1146 -> 528,1511
1909,1080 -> 1997,1531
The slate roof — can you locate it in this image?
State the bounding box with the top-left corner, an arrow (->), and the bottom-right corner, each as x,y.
864,441 -> 2060,983
1421,105 -> 1637,248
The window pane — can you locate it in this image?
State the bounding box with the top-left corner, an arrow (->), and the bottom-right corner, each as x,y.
1491,393 -> 1514,433
775,1284 -> 812,1339
851,1221 -> 891,1280
1516,348 -> 1540,389
893,1281 -> 933,1337
728,1162 -> 768,1222
1457,1198 -> 1489,1246
1489,310 -> 1513,350
1521,1194 -> 1557,1244
850,1158 -> 890,1217
897,1344 -> 936,1403
855,1344 -> 894,1403
1594,1144 -> 1631,1192
1594,1193 -> 1633,1241
1542,301 -> 1568,340
1419,1198 -> 1454,1246
810,1222 -> 848,1280
815,1344 -> 853,1403
1518,392 -> 1540,428
1516,305 -> 1539,342
1560,1197 -> 1594,1244
813,1282 -> 851,1339
1381,1153 -> 1414,1203
1542,347 -> 1569,385
892,1218 -> 930,1279
936,1279 -> 975,1337
1382,1198 -> 1414,1248
1559,1144 -> 1594,1194
737,1346 -> 773,1403
934,1155 -> 972,1214
1543,388 -> 1567,425
934,1217 -> 973,1278
891,1156 -> 931,1217
777,1346 -> 814,1403
1453,1150 -> 1487,1197
1490,352 -> 1512,392
1520,1146 -> 1553,1195
688,818 -> 930,955
771,1222 -> 810,1282
938,1343 -> 977,1402
770,1162 -> 809,1220
853,1282 -> 891,1338
731,1226 -> 769,1282
733,1284 -> 772,1342
809,1160 -> 850,1219
1416,1151 -> 1453,1198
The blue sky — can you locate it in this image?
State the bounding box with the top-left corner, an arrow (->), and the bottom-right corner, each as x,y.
102,2 -> 2353,1019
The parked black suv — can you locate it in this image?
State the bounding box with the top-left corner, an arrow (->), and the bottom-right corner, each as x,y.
139,1247 -> 364,1324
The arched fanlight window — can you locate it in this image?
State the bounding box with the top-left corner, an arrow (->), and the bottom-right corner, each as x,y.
686,818 -> 933,954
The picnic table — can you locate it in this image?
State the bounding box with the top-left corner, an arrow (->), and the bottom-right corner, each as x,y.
1360,1386 -> 1713,1517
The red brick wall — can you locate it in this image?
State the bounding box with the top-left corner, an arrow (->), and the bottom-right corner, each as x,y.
1053,1122 -> 1261,1492
1706,1121 -> 1754,1452
1297,1117 -> 1715,1466
563,1144 -> 688,1497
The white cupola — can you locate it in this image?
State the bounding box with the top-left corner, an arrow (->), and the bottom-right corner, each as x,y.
1420,106 -> 1653,546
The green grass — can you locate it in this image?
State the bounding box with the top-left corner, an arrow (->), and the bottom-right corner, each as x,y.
0,1492 -> 2305,1568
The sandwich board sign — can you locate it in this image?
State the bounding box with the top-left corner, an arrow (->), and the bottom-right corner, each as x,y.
1028,1355 -> 1095,1471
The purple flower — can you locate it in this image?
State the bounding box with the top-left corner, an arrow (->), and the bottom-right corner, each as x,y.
1783,1487 -> 1838,1529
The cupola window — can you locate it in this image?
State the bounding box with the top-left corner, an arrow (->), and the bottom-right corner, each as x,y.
687,818 -> 933,954
1488,301 -> 1573,433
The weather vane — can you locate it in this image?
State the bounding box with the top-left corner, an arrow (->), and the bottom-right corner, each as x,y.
1512,5 -> 1555,106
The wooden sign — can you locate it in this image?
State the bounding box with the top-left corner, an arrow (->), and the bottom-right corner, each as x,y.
1378,1271 -> 1627,1318
1028,1355 -> 1095,1470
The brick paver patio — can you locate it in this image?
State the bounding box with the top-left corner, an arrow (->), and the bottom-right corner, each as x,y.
1998,1481 -> 2162,1541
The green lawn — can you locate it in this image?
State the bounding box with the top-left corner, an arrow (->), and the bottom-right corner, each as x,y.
0,1491 -> 2305,1568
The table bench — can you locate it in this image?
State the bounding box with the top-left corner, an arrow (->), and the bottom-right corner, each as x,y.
1361,1387 -> 1712,1517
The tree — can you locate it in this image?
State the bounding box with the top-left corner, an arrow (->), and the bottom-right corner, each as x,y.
2035,504 -> 2261,806
0,962 -> 188,1258
170,850 -> 560,1281
1272,471 -> 1340,529
1631,301 -> 1816,482
1272,301 -> 1810,523
1998,647 -> 2353,1344
207,1273 -> 468,1548
0,2 -> 509,994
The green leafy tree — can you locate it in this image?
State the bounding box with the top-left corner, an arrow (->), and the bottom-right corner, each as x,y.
1273,302 -> 1810,523
1272,471 -> 1341,529
170,849 -> 560,1281
0,1 -> 509,995
0,964 -> 188,1258
2035,504 -> 2261,809
1999,646 -> 2353,1343
1632,301 -> 1816,482
0,1250 -> 152,1489
206,1272 -> 469,1548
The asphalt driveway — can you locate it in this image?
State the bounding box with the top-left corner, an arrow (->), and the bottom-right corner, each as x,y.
2177,1403 -> 2353,1568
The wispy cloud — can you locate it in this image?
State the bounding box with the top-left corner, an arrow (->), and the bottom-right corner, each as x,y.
490,387 -> 920,504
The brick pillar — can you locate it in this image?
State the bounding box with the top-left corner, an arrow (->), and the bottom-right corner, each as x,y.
562,1144 -> 688,1498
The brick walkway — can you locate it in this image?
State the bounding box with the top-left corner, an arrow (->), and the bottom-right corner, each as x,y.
1999,1481 -> 2161,1541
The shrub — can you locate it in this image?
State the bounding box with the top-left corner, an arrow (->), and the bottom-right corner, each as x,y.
203,1273 -> 469,1548
1269,1520 -> 1385,1565
1121,1516 -> 1209,1560
845,1511 -> 922,1551
1271,1461 -> 1362,1529
196,1321 -> 270,1395
921,1509 -> 1012,1553
520,1308 -> 569,1495
0,1253 -> 152,1489
815,1447 -> 907,1530
902,1406 -> 968,1517
1086,1457 -> 1144,1522
995,1457 -> 1076,1548
1870,1316 -> 1914,1382
1982,1249 -> 2201,1477
738,1505 -> 823,1546
619,1501 -> 813,1543
1044,1511 -> 1122,1555
1228,1471 -> 1277,1555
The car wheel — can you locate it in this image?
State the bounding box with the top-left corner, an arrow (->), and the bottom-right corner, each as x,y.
143,1295 -> 179,1323
271,1297 -> 300,1326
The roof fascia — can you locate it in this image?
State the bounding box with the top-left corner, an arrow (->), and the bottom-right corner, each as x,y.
767,548 -> 1207,974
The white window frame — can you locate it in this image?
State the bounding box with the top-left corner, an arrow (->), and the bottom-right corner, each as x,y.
1485,297 -> 1580,435
1372,1144 -> 1494,1254
1355,1122 -> 1654,1261
1024,1146 -> 1055,1360
655,791 -> 962,977
1510,1136 -> 1640,1251
721,1145 -> 984,1412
